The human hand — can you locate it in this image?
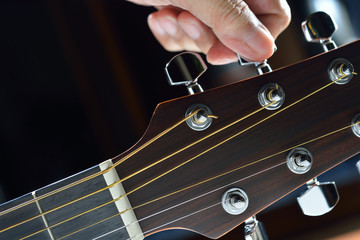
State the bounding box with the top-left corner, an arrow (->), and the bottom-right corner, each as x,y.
128,0 -> 291,65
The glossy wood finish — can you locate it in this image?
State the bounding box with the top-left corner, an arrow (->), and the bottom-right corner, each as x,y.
113,40 -> 360,239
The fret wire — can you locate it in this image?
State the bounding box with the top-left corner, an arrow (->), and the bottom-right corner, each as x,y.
0,180 -> 121,233
2,71 -> 357,239
32,191 -> 56,240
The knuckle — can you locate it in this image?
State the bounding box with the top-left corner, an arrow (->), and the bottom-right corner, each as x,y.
278,0 -> 292,27
213,0 -> 249,31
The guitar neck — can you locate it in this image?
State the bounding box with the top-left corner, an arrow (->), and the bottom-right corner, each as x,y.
0,160 -> 142,240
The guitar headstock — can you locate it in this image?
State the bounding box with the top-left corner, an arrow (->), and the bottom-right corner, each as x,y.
112,12 -> 360,239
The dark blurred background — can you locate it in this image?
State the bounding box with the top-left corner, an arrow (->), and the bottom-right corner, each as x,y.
0,0 -> 359,239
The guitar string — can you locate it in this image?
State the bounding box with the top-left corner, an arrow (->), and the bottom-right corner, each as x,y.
127,202 -> 222,240
0,101 -> 276,232
18,70 -> 358,239
65,162 -> 287,240
62,120 -> 360,240
129,204 -> 223,240
0,85 -> 275,220
10,68 -> 358,239
0,101 -> 275,235
1,65 -> 354,221
72,121 -> 360,239
13,101 -> 275,239
0,110 -> 201,218
2,65 -> 358,236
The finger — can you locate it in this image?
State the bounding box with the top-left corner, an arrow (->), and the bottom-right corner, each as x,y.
207,41 -> 238,65
177,11 -> 217,54
171,0 -> 276,61
147,13 -> 183,51
245,0 -> 291,38
148,7 -> 201,52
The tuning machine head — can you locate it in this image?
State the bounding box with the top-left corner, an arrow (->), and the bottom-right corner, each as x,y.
237,45 -> 276,75
165,52 -> 207,95
297,178 -> 339,216
302,11 -> 338,52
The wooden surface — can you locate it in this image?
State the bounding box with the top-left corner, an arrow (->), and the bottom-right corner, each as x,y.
112,41 -> 360,239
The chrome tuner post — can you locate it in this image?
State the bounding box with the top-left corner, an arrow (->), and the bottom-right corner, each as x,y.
302,11 -> 338,52
221,188 -> 249,215
297,178 -> 339,216
237,54 -> 272,75
356,160 -> 360,175
165,52 -> 207,95
244,215 -> 268,240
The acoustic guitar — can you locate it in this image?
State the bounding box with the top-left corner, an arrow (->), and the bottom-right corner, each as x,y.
0,12 -> 359,240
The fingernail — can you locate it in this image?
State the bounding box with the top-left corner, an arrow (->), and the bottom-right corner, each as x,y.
160,17 -> 178,36
209,57 -> 236,65
148,14 -> 166,36
181,22 -> 201,39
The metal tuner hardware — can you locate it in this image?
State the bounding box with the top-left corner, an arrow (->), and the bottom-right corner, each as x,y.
165,52 -> 207,95
244,215 -> 268,240
286,147 -> 313,174
302,11 -> 338,52
237,48 -> 275,75
352,116 -> 360,174
351,113 -> 360,138
297,178 -> 339,216
328,58 -> 354,85
185,104 -> 214,131
221,188 -> 249,215
258,83 -> 285,110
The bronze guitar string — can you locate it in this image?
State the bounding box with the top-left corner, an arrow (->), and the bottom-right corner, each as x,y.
7,68 -> 358,237
0,101 -> 274,235
0,97 -> 276,232
0,109 -> 202,218
12,101 -> 274,239
15,70 -> 358,239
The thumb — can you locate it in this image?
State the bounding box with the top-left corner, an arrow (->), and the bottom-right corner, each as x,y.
171,0 -> 275,61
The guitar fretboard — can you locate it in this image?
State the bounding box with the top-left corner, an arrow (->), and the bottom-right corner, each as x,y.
0,164 -> 130,240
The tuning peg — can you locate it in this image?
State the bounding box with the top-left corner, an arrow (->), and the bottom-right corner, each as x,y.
165,52 -> 206,95
301,11 -> 338,52
297,178 -> 339,216
237,45 -> 276,75
244,215 -> 268,240
356,160 -> 360,174
238,55 -> 272,75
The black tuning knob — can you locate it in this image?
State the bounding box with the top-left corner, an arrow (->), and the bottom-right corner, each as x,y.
302,11 -> 338,52
165,52 -> 207,95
